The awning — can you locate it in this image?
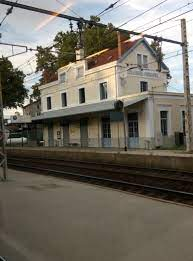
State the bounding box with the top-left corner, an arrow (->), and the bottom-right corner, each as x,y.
123,94 -> 148,108
32,94 -> 149,122
32,99 -> 115,121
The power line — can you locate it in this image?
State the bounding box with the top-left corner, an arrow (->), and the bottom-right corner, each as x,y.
117,0 -> 169,29
152,18 -> 193,35
97,0 -> 121,16
134,1 -> 193,31
55,0 -> 81,18
141,7 -> 193,34
0,0 -> 182,45
24,74 -> 42,83
0,0 -> 18,27
99,0 -> 131,17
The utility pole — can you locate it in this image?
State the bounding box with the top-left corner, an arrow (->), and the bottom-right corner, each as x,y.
181,19 -> 193,152
0,72 -> 7,180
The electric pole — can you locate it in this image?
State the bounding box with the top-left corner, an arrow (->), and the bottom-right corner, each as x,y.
181,19 -> 193,152
0,72 -> 7,180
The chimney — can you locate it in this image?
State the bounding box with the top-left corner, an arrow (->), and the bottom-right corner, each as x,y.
117,31 -> 122,59
75,48 -> 84,61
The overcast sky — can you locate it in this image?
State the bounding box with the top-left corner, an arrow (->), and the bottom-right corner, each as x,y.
0,0 -> 193,116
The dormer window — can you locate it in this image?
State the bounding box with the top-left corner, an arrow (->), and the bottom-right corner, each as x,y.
137,54 -> 148,69
60,72 -> 66,83
77,66 -> 84,79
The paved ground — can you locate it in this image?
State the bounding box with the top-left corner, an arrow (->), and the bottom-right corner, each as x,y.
0,169 -> 193,261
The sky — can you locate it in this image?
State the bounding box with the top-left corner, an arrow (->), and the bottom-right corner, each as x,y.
0,0 -> 193,117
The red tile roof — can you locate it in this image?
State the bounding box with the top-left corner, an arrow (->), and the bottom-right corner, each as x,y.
87,39 -> 139,70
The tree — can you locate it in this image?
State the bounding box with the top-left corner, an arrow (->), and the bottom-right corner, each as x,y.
83,16 -> 118,56
30,82 -> 41,101
0,57 -> 28,108
54,31 -> 78,68
150,40 -> 164,71
35,46 -> 58,84
150,40 -> 171,79
35,16 -> 124,83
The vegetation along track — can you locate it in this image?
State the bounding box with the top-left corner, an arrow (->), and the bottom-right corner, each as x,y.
8,156 -> 193,206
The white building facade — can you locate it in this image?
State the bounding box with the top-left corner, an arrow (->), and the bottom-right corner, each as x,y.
33,38 -> 192,149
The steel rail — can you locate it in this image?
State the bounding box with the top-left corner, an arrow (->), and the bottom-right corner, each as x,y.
8,162 -> 193,200
8,156 -> 193,177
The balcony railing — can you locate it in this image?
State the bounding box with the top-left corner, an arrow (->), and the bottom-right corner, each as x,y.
127,69 -> 159,78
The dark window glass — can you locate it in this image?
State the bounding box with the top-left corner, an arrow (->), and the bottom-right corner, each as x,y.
143,55 -> 148,68
79,88 -> 85,104
47,97 -> 52,110
140,81 -> 148,92
60,73 -> 66,83
102,118 -> 111,138
128,113 -> 139,138
100,82 -> 108,100
160,111 -> 168,136
77,67 -> 84,78
137,54 -> 142,66
61,92 -> 67,107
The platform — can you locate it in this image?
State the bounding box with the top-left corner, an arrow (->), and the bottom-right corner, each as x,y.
6,146 -> 193,172
0,169 -> 193,261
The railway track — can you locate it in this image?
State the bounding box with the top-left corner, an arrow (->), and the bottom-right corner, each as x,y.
7,156 -> 193,206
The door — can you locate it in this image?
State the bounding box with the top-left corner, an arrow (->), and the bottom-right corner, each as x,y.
128,113 -> 139,148
63,123 -> 69,147
48,122 -> 54,147
80,119 -> 88,147
101,117 -> 111,148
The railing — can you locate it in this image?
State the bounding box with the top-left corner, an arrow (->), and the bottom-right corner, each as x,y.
127,69 -> 159,78
6,131 -> 186,150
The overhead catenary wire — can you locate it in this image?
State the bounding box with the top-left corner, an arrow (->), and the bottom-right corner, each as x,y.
152,18 -> 193,35
0,0 -> 182,45
117,0 -> 169,29
97,0 -> 121,16
134,1 -> 193,31
23,46 -> 193,89
140,7 -> 193,34
55,0 -> 81,18
99,0 -> 131,17
0,0 -> 18,27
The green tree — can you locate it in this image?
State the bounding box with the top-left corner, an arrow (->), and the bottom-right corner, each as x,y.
150,40 -> 164,70
0,57 -> 28,108
36,46 -> 58,84
83,16 -> 118,56
30,82 -> 41,101
150,40 -> 171,79
35,16 -> 124,83
54,31 -> 77,68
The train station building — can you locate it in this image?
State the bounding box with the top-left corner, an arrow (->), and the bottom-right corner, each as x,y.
32,38 -> 193,149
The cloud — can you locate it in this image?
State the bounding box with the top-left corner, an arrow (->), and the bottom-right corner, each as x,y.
1,0 -> 193,116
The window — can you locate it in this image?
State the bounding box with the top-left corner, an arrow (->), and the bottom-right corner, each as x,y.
79,88 -> 85,104
182,110 -> 186,135
61,92 -> 67,107
137,54 -> 142,67
60,72 -> 66,83
140,81 -> 148,92
100,82 -> 108,100
137,54 -> 148,68
47,97 -> 52,110
160,111 -> 168,136
143,55 -> 148,68
102,118 -> 111,138
77,67 -> 84,79
128,113 -> 139,138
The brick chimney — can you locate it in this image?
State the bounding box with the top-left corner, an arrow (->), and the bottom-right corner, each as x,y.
75,48 -> 84,61
117,31 -> 122,59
